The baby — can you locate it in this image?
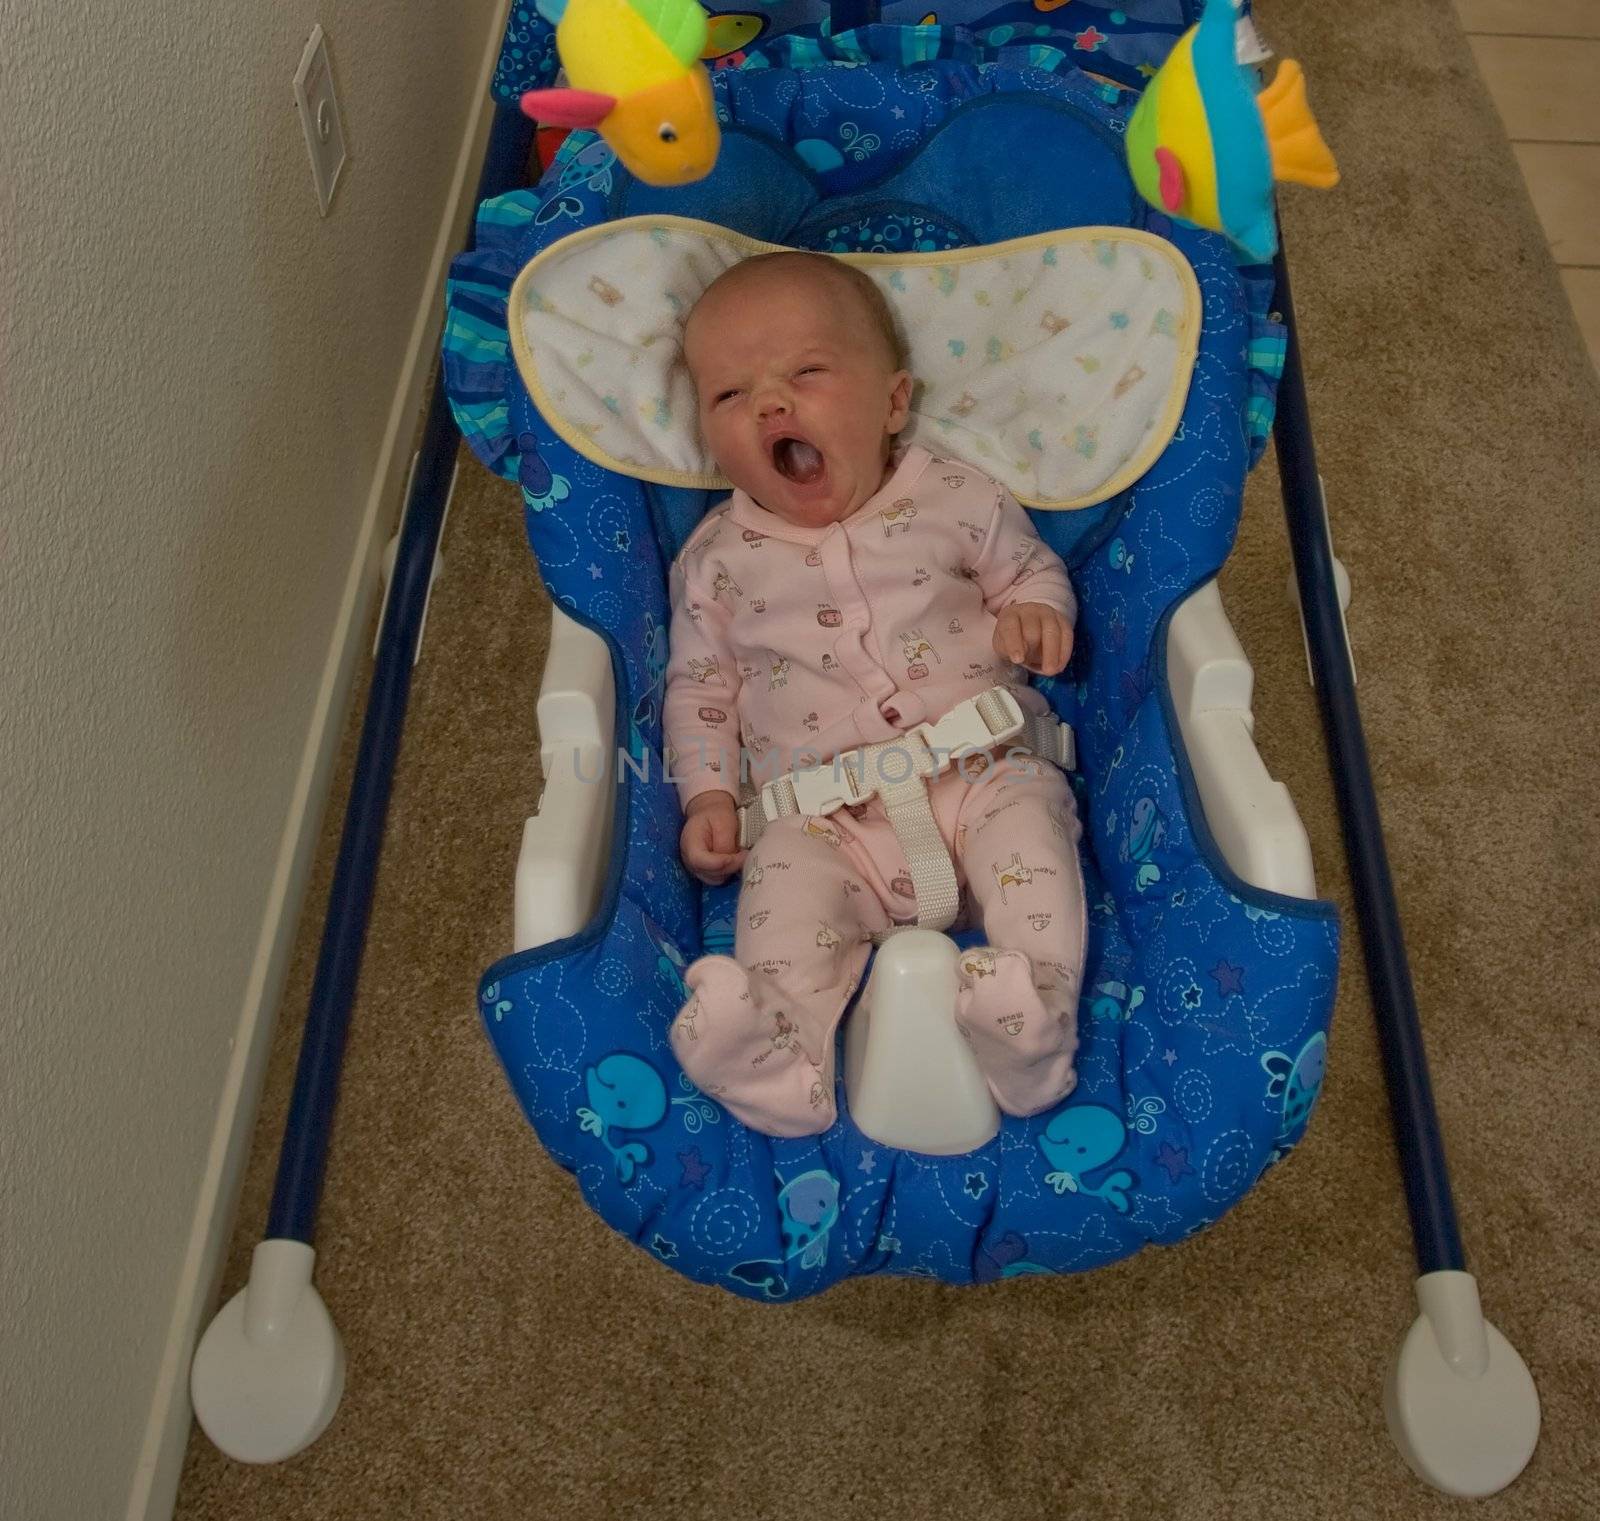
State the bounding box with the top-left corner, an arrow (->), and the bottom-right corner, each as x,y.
664,252 -> 1086,1137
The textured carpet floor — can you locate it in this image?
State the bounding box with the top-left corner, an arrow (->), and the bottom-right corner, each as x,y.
175,2 -> 1600,1516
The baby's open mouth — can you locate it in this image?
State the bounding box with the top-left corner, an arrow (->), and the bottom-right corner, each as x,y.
770,434 -> 826,486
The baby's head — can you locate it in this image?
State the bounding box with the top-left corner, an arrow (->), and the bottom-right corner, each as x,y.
682,252 -> 912,529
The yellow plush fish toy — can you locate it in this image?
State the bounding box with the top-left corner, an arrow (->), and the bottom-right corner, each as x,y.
1126,0 -> 1338,262
522,0 -> 721,186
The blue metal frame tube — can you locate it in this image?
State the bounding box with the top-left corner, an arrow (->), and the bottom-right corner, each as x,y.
1270,243 -> 1466,1275
266,106 -> 536,1244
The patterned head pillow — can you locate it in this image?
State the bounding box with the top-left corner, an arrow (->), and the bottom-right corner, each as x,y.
508,216 -> 1200,509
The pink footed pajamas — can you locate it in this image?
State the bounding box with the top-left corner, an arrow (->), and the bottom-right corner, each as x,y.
663,445 -> 1087,1136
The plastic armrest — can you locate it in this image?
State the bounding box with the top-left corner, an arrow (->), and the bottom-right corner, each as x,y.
1166,581 -> 1317,900
513,608 -> 617,952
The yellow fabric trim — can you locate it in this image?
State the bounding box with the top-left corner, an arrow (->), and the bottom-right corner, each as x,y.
507,215 -> 1203,511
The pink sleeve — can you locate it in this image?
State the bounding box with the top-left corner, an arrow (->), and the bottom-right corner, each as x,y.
971,487 -> 1077,624
662,551 -> 744,812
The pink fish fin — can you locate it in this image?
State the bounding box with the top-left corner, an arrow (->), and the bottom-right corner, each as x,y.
1153,147 -> 1186,213
519,88 -> 616,128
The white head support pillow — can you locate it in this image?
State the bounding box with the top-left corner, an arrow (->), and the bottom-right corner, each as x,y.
508,216 -> 1201,510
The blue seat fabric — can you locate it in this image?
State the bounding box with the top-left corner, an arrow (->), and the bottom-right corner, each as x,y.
445,43 -> 1338,1302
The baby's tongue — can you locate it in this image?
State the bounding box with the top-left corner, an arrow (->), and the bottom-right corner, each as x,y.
775,437 -> 825,485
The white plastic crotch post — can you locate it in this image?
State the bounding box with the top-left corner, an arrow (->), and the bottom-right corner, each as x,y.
843,929 -> 1001,1155
1384,1269 -> 1541,1497
190,1238 -> 346,1463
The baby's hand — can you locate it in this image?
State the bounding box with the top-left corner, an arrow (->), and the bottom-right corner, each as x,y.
993,602 -> 1074,676
681,791 -> 746,886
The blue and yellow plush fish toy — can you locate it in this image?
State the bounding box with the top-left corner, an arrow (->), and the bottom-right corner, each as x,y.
1126,0 -> 1338,262
522,0 -> 721,186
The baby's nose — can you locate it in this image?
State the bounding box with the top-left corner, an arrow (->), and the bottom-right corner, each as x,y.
755,387 -> 790,419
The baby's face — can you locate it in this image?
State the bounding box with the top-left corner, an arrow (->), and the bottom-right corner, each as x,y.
683,269 -> 911,530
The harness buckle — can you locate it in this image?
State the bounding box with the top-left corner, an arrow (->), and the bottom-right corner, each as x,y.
741,686 -> 1070,859
784,757 -> 863,819
909,687 -> 1027,764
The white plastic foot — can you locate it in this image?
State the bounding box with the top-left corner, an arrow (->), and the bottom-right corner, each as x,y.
1384,1270 -> 1540,1497
190,1239 -> 346,1464
843,929 -> 1001,1155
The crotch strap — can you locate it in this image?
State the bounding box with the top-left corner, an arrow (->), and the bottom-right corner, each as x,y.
736,687 -> 1076,939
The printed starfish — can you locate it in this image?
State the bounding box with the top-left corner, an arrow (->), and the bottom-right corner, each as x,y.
1154,1141 -> 1194,1183
676,1146 -> 711,1190
1208,959 -> 1246,997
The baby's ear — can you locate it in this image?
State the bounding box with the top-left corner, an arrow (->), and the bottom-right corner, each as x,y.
886,370 -> 914,434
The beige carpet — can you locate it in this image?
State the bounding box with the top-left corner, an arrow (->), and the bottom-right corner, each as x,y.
176,2 -> 1600,1516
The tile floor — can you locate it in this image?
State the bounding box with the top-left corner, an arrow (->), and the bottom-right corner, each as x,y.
1457,0 -> 1600,369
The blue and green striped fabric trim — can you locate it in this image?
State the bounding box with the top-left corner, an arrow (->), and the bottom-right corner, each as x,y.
443,196 -> 547,482
1239,264 -> 1286,463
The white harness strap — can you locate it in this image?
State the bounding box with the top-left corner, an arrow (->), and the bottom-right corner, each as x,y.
856,732 -> 961,933
736,687 -> 1076,940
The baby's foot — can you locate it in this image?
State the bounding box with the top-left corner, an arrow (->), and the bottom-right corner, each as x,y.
953,947 -> 1078,1116
669,955 -> 837,1137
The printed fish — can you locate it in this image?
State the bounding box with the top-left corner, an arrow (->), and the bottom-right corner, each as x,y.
522,0 -> 721,186
1126,0 -> 1338,262
1038,1105 -> 1137,1212
577,1053 -> 668,1182
729,1168 -> 841,1298
1261,1031 -> 1328,1144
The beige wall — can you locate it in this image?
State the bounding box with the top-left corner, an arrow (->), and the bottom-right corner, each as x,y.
0,2 -> 508,1515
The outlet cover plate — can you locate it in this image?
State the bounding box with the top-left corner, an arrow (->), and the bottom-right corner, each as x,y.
293,26 -> 347,216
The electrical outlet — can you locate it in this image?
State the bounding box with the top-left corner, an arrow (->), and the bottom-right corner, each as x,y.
293,26 -> 347,216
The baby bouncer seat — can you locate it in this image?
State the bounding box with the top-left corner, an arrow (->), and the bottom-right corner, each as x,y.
444,6 -> 1343,1300
188,4 -> 1544,1493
